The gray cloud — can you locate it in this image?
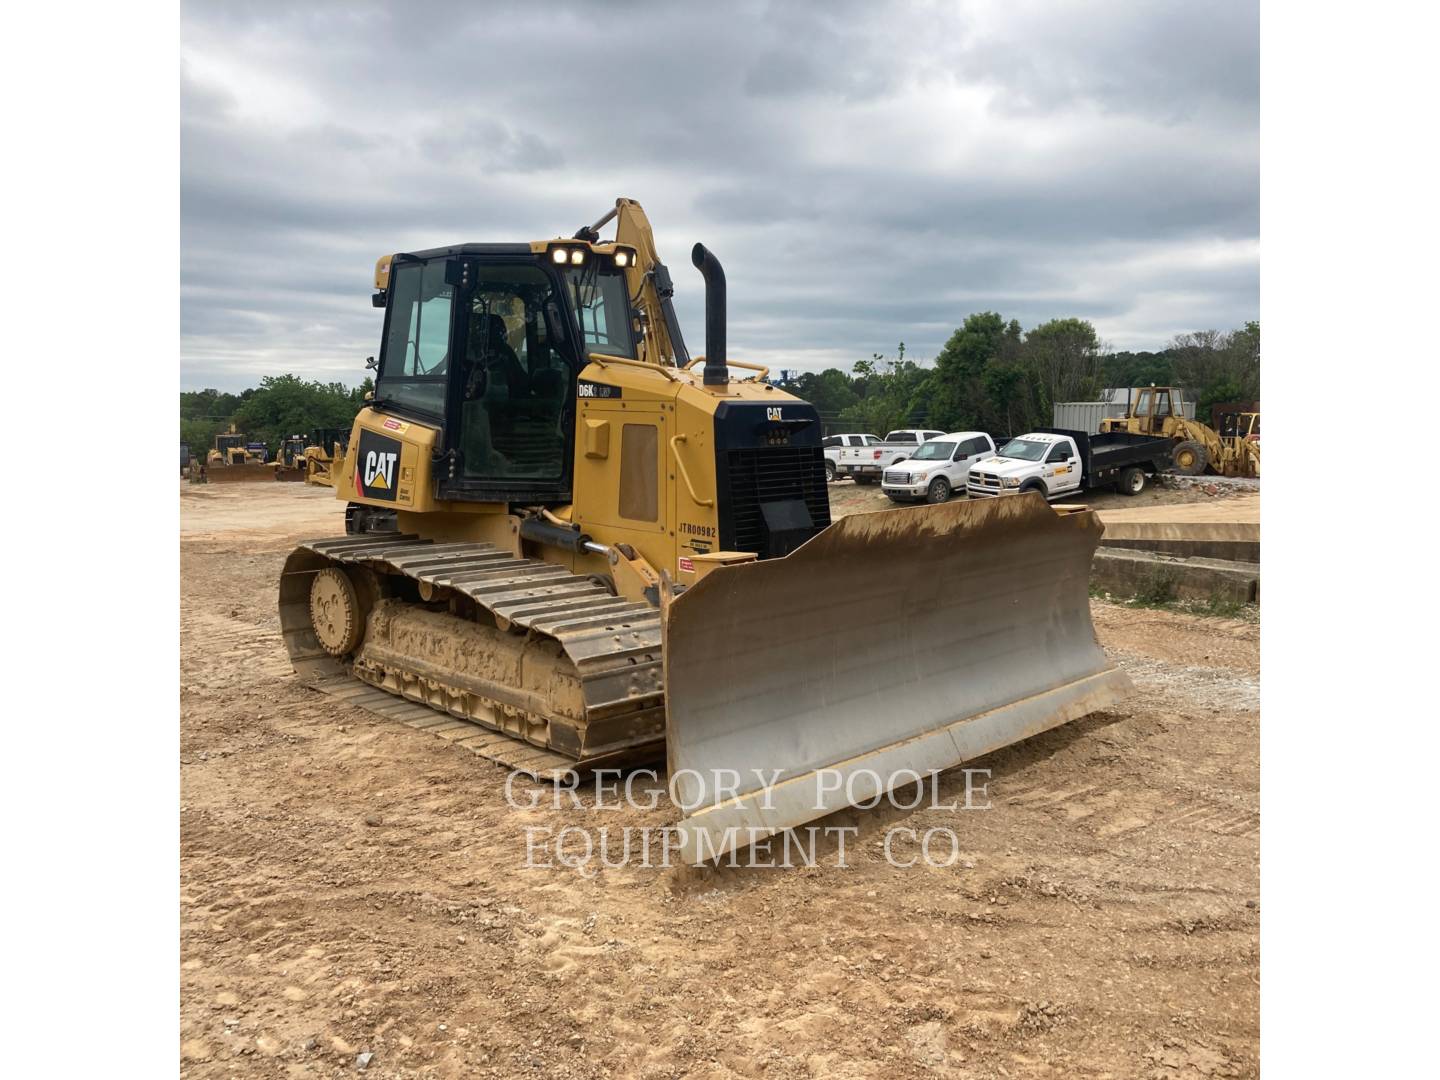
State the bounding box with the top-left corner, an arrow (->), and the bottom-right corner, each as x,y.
181,0 -> 1258,389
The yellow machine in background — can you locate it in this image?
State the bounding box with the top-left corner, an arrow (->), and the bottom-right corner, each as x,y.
271,435 -> 309,482
1099,386 -> 1259,477
302,428 -> 349,488
192,431 -> 270,483
280,198 -> 1131,860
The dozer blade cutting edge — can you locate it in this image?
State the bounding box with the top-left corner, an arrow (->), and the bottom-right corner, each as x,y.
662,492 -> 1133,863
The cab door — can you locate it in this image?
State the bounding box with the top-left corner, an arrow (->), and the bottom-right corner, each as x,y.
1045,440 -> 1081,492
951,435 -> 992,485
1151,389 -> 1173,434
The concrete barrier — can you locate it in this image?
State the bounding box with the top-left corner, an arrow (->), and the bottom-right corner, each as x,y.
1099,521 -> 1260,563
1092,546 -> 1259,605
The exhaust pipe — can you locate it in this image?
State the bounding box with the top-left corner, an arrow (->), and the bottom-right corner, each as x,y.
690,243 -> 728,386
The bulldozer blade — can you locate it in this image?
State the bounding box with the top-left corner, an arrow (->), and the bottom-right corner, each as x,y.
662,493 -> 1132,863
205,464 -> 274,483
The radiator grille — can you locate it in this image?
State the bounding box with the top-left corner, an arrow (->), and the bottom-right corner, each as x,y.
722,446 -> 831,558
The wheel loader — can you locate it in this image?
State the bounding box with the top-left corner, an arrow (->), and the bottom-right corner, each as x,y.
1099,386 -> 1259,478
280,198 -> 1132,861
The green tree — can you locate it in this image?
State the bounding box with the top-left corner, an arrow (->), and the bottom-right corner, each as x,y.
922,313 -> 1018,431
1170,322 -> 1260,422
179,388 -> 242,422
1021,317 -> 1105,420
980,361 -> 1035,436
837,358 -> 931,434
792,368 -> 859,431
1102,350 -> 1175,389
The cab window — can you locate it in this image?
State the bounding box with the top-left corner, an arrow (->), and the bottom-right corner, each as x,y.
564,266 -> 635,359
1045,442 -> 1071,463
457,265 -> 573,484
378,260 -> 451,415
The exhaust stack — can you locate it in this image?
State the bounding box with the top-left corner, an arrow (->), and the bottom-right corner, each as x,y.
690,243 -> 728,386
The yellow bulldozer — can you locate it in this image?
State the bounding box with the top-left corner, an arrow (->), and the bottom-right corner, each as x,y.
1099,386 -> 1259,478
189,431 -> 271,483
280,198 -> 1132,861
301,428 -> 349,488
271,435 -> 310,482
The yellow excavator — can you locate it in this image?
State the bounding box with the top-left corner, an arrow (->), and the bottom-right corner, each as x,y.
280,198 -> 1131,860
1100,386 -> 1259,478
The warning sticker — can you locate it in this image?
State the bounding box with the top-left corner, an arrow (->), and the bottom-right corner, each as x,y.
678,557 -> 695,574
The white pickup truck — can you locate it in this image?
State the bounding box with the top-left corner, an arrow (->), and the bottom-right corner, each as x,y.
967,429 -> 1174,500
881,431 -> 998,504
833,428 -> 946,484
822,433 -> 882,482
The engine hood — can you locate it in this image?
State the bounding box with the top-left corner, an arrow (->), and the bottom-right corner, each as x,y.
972,456 -> 1042,477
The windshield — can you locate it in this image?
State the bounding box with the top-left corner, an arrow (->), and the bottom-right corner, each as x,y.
997,439 -> 1049,462
910,441 -> 955,461
565,266 -> 635,359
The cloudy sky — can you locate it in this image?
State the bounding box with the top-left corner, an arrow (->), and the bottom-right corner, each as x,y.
181,0 -> 1258,391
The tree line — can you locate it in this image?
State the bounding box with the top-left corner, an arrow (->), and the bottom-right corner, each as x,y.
777,316 -> 1260,437
180,374 -> 372,457
181,316 -> 1258,452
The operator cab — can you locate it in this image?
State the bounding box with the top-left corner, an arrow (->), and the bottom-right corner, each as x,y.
371,241 -> 639,504
1129,387 -> 1175,435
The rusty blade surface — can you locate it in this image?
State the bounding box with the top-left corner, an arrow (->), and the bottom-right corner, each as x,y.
663,493 -> 1133,862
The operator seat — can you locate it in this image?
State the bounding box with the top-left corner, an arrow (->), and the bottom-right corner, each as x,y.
465,315 -> 527,399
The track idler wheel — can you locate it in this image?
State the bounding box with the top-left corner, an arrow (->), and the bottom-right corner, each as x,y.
310,567 -> 364,656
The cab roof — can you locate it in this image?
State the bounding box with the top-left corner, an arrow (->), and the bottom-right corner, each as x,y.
402,242 -> 533,260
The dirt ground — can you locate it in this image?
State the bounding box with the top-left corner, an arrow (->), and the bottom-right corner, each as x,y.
180,481 -> 1259,1078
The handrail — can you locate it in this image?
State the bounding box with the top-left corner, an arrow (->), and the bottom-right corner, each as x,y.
586,352 -> 681,381
683,354 -> 770,380
669,434 -> 715,507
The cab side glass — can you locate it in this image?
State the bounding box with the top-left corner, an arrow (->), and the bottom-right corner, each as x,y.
376,261 -> 450,415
